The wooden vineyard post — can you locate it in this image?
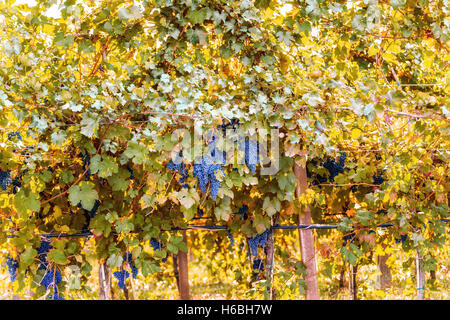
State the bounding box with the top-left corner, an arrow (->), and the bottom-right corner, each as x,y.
339,264 -> 345,289
99,261 -> 111,300
173,253 -> 180,291
177,230 -> 191,300
349,264 -> 358,300
416,249 -> 425,300
293,158 -> 320,300
377,253 -> 392,289
265,224 -> 276,300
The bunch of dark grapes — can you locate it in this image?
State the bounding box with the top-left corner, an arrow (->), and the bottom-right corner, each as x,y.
21,145 -> 34,157
227,230 -> 235,248
150,238 -> 163,250
234,204 -> 249,220
123,252 -> 139,279
342,231 -> 356,246
6,256 -> 19,282
37,238 -> 52,270
12,169 -> 27,194
322,155 -> 346,183
247,229 -> 270,257
307,160 -> 327,184
308,152 -> 347,185
127,166 -> 135,180
40,269 -> 62,290
217,118 -> 239,136
113,270 -> 130,289
112,252 -> 140,289
208,132 -> 226,165
49,289 -> 65,300
78,151 -> 91,177
7,131 -> 23,142
193,155 -> 213,193
173,162 -> 189,186
373,171 -> 385,185
193,155 -> 225,200
98,65 -> 106,72
150,238 -> 168,262
395,234 -> 408,245
237,138 -> 259,174
167,151 -> 189,188
0,169 -> 12,191
252,259 -> 264,276
82,200 -> 100,231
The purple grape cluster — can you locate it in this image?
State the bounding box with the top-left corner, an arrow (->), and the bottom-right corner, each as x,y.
131,265 -> 138,279
112,252 -> 140,290
82,200 -> 100,231
78,151 -> 91,177
237,138 -> 259,174
37,238 -> 52,270
322,158 -> 345,183
127,166 -> 135,180
373,171 -> 385,185
123,252 -> 138,279
113,270 -> 130,289
193,155 -> 225,200
0,169 -> 12,191
227,230 -> 235,248
21,145 -> 34,157
207,132 -> 226,165
6,256 -> 19,282
167,160 -> 189,187
308,152 -> 347,185
247,229 -> 270,257
8,131 -> 23,141
150,238 -> 168,262
342,231 -> 356,246
12,169 -> 26,194
40,269 -> 62,290
252,258 -> 264,275
217,118 -> 239,136
234,204 -> 249,220
395,234 -> 408,245
50,290 -> 65,300
244,140 -> 259,174
150,238 -> 163,251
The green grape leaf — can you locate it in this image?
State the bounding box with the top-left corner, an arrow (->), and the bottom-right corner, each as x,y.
68,182 -> 99,211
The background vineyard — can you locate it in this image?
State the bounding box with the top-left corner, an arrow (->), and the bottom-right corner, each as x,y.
0,0 -> 449,300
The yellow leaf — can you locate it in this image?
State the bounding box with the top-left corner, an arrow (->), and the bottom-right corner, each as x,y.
368,44 -> 378,57
375,245 -> 385,256
383,52 -> 398,64
351,128 -> 362,139
387,43 -> 401,54
375,289 -> 386,298
422,53 -> 434,69
54,205 -> 62,219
